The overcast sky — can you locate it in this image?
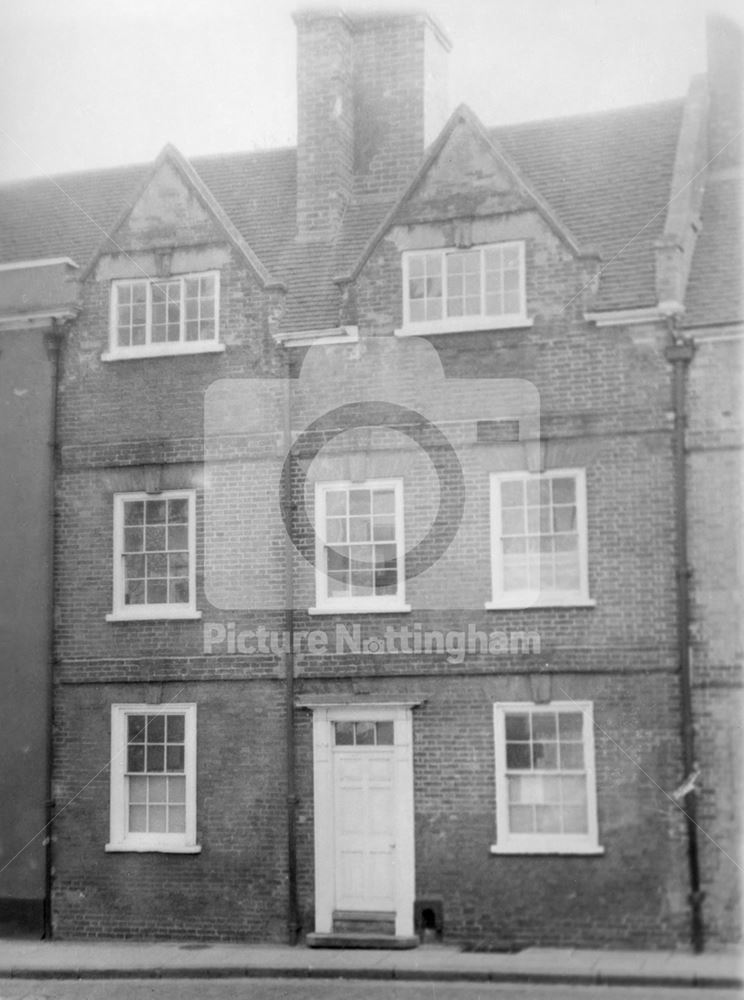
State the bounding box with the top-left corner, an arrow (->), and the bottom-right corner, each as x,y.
0,0 -> 739,184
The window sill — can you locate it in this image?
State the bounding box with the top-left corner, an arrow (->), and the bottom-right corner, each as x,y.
308,602 -> 412,616
106,609 -> 202,622
490,843 -> 605,856
395,317 -> 533,338
485,597 -> 596,611
105,842 -> 202,854
101,342 -> 225,362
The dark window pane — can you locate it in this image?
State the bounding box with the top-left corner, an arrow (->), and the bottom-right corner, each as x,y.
376,543 -> 397,568
532,742 -> 558,769
167,715 -> 185,742
553,506 -> 576,532
334,722 -> 354,745
147,580 -> 168,604
128,715 -> 146,743
168,552 -> 189,576
145,501 -> 166,524
376,721 -> 394,745
146,715 -> 165,742
125,580 -> 145,605
350,570 -> 374,595
504,713 -> 529,741
145,527 -> 166,551
166,745 -> 185,771
127,744 -> 145,772
167,525 -> 188,550
355,722 -> 375,745
147,552 -> 167,577
169,580 -> 190,603
124,527 -> 144,553
124,501 -> 144,525
374,568 -> 398,592
327,572 -> 349,597
506,743 -> 531,769
532,713 -> 557,740
326,547 -> 350,571
124,553 -> 145,579
168,498 -> 189,523
146,744 -> 164,772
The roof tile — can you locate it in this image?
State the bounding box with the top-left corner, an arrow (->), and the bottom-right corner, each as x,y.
0,98 -> 688,325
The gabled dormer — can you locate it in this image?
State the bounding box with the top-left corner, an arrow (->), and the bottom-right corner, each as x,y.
339,104 -> 594,339
81,144 -> 282,361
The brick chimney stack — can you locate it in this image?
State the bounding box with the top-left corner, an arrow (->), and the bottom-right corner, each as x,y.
294,10 -> 355,242
294,8 -> 451,241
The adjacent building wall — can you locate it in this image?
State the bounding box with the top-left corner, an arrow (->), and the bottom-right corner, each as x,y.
0,325 -> 55,935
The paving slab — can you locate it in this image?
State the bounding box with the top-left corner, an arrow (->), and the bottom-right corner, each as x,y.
0,938 -> 740,987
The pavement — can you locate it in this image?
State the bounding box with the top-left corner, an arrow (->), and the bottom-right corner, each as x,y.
0,939 -> 742,988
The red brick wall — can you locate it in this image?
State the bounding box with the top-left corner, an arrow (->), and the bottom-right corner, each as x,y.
687,332 -> 744,943
50,111 -> 703,947
292,672 -> 689,948
52,680 -> 288,941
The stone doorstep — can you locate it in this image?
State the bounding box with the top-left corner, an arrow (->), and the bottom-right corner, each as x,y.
306,932 -> 419,949
332,909 -> 396,936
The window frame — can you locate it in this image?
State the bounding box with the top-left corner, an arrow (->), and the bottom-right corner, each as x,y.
487,468 -> 594,609
492,701 -> 603,855
106,703 -> 200,854
104,270 -> 223,361
107,490 -> 201,622
310,478 -> 411,615
398,242 -> 530,336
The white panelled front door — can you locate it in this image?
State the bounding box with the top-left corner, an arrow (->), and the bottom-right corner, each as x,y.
334,728 -> 397,911
310,704 -> 415,937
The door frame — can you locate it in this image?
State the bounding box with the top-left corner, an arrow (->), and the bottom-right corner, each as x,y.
308,701 -> 417,936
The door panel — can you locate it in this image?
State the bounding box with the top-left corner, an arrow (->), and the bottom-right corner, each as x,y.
334,747 -> 396,911
311,704 -> 415,937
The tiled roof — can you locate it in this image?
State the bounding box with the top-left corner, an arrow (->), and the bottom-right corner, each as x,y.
0,98 -> 686,326
490,98 -> 685,311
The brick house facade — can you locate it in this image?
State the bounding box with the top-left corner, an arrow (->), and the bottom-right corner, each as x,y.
0,9 -> 740,948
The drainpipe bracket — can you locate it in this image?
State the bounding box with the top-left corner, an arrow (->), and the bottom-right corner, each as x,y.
665,340 -> 696,363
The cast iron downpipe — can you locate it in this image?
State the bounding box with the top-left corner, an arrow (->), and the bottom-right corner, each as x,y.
665,325 -> 704,953
43,318 -> 64,940
281,356 -> 300,945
